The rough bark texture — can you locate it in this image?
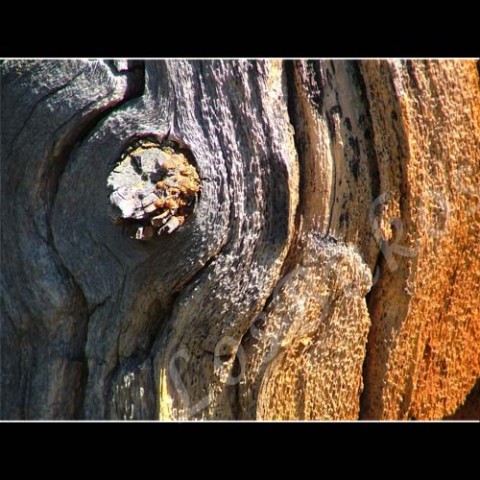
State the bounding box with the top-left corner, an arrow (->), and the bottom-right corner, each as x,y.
1,59 -> 479,420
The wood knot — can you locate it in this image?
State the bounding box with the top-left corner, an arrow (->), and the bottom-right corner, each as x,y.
107,134 -> 201,240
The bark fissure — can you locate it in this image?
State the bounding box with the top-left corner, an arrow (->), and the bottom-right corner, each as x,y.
352,61 -> 385,420
349,61 -> 381,202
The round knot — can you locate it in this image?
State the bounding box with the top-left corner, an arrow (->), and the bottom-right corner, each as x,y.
107,135 -> 200,240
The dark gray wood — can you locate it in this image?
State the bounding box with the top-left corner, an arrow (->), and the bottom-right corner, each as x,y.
1,60 -> 301,419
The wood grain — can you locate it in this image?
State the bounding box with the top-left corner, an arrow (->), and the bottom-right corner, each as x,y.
1,59 -> 479,420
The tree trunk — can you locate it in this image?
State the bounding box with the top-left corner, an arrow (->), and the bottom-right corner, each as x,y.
1,59 -> 479,420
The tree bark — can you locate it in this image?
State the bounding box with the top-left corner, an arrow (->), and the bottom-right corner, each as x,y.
1,59 -> 479,420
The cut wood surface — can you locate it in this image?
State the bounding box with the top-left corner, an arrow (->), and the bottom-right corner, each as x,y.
1,59 -> 479,420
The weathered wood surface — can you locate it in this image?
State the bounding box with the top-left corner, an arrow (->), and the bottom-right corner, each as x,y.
1,59 -> 479,420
